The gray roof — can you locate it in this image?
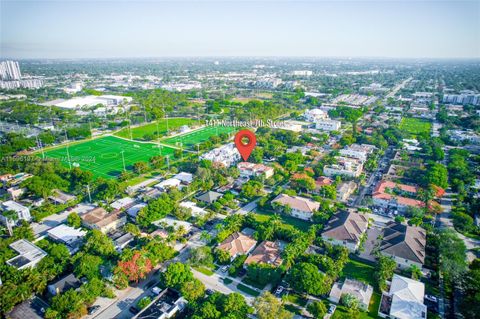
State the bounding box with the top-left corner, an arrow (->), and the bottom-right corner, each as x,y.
322,211 -> 368,243
196,191 -> 223,203
380,222 -> 426,264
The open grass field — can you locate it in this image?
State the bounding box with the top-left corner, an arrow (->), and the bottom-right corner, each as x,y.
399,117 -> 432,137
162,126 -> 236,149
42,135 -> 176,179
114,118 -> 197,140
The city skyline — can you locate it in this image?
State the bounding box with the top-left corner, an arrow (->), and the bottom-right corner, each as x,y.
1,0 -> 479,59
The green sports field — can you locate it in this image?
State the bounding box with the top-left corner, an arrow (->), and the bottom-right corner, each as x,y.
399,117 -> 432,137
42,136 -> 176,179
114,118 -> 197,140
163,126 -> 237,149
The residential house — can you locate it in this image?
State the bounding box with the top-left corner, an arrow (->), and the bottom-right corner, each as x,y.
48,189 -> 77,205
339,144 -> 376,162
6,240 -> 47,270
0,200 -> 31,228
110,197 -> 136,211
134,288 -> 187,319
196,191 -> 223,204
336,181 -> 357,202
47,224 -> 86,254
378,274 -> 427,319
271,194 -> 320,221
315,119 -> 341,131
329,278 -> 373,310
81,207 -> 126,234
322,211 -> 368,252
324,157 -> 363,178
47,274 -> 81,296
237,162 -> 274,179
217,231 -> 257,261
379,222 -> 426,269
244,241 -> 283,267
372,181 -> 423,213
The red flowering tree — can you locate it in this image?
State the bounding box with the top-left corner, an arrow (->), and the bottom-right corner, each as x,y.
115,250 -> 153,284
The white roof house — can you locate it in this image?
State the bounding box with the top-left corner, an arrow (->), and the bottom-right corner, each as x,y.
0,200 -> 31,226
173,172 -> 194,184
179,201 -> 208,217
6,239 -> 47,270
47,224 -> 86,247
154,216 -> 193,232
379,274 -> 427,319
126,203 -> 148,218
110,197 -> 136,210
154,178 -> 181,191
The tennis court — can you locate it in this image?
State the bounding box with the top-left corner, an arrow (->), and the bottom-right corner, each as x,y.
42,135 -> 176,179
162,126 -> 236,148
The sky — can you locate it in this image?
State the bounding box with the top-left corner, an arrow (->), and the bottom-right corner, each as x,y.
1,0 -> 479,59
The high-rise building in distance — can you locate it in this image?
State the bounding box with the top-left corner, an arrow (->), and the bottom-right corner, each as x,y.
0,60 -> 22,81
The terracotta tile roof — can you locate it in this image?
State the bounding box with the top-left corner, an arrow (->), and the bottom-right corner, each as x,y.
217,232 -> 257,258
244,241 -> 283,267
81,207 -> 124,228
315,176 -> 333,187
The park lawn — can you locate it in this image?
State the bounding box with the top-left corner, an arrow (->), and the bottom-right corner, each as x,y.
399,117 -> 432,137
114,118 -> 196,140
162,126 -> 237,149
252,208 -> 312,232
42,135 -> 176,179
236,283 -> 260,297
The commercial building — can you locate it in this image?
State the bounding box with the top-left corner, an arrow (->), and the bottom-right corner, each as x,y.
315,120 -> 341,131
81,207 -> 126,234
42,95 -> 132,110
324,157 -> 363,178
237,162 -> 274,179
339,144 -> 376,162
379,274 -> 427,319
372,181 -> 423,212
322,211 -> 368,252
304,108 -> 327,122
199,143 -> 241,167
0,60 -> 22,80
379,222 -> 426,269
443,92 -> 480,106
271,194 -> 320,221
6,240 -> 47,270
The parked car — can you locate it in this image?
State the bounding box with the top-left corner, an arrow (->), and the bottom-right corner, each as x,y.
220,266 -> 228,273
129,306 -> 139,314
206,288 -> 215,295
87,305 -> 100,315
152,286 -> 162,295
274,286 -> 284,296
425,295 -> 438,303
328,304 -> 336,314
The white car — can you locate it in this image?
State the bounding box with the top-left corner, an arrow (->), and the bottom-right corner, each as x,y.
425,295 -> 438,303
221,266 -> 229,273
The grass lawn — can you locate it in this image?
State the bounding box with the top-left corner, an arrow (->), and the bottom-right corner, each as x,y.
193,266 -> 215,276
236,283 -> 260,297
252,208 -> 312,232
162,126 -> 236,149
399,117 -> 432,137
341,258 -> 377,285
223,278 -> 233,285
42,135 -> 176,179
242,277 -> 267,290
282,293 -> 309,307
284,304 -> 302,315
332,292 -> 382,319
114,118 -> 196,140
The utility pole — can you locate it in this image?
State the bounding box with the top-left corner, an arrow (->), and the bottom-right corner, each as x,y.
121,150 -> 126,172
86,184 -> 92,203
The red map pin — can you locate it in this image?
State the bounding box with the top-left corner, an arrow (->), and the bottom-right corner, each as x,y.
234,129 -> 256,161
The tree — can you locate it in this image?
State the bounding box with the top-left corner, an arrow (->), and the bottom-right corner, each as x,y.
409,264 -> 422,280
47,289 -> 87,319
115,250 -> 153,283
180,278 -> 205,302
247,263 -> 282,286
253,292 -> 293,319
340,293 -> 360,309
73,253 -> 103,280
84,229 -> 116,257
214,248 -> 231,265
149,155 -> 165,169
288,262 -> 329,296
133,161 -> 150,174
67,212 -> 82,228
124,223 -> 141,236
189,246 -> 214,268
307,300 -> 327,319
240,180 -> 264,199
438,228 -> 467,282
162,262 -> 193,289
137,296 -> 152,309
375,256 -> 397,291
